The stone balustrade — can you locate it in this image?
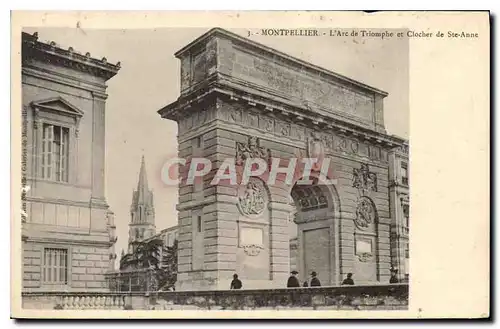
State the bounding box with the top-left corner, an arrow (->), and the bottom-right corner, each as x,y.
22,292 -> 127,310
151,283 -> 408,310
22,283 -> 408,310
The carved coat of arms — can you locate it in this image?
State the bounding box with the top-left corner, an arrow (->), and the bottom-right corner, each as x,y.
236,136 -> 271,166
352,163 -> 378,195
355,197 -> 377,229
238,180 -> 266,217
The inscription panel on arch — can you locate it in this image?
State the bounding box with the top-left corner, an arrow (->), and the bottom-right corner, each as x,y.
230,47 -> 375,125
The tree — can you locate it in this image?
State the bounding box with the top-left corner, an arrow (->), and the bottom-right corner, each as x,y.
120,238 -> 163,270
119,238 -> 178,291
158,239 -> 178,291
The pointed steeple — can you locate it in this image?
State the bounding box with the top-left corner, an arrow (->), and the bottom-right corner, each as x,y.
128,155 -> 156,250
136,155 -> 149,205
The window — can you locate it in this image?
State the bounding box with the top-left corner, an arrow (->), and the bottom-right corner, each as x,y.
43,248 -> 68,284
196,136 -> 202,148
42,124 -> 69,182
197,216 -> 202,233
401,163 -> 408,185
404,207 -> 410,228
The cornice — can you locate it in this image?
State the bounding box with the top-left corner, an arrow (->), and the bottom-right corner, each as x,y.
22,32 -> 120,81
174,28 -> 388,97
159,77 -> 406,150
26,196 -> 92,208
22,236 -> 113,248
22,66 -> 108,94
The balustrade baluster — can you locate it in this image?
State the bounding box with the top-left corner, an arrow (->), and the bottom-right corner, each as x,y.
118,295 -> 125,309
103,296 -> 109,308
55,296 -> 61,309
95,296 -> 102,308
63,296 -> 70,309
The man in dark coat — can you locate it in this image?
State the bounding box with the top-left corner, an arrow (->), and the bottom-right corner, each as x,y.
287,270 -> 300,288
341,273 -> 355,285
310,271 -> 321,287
390,268 -> 399,284
230,273 -> 242,289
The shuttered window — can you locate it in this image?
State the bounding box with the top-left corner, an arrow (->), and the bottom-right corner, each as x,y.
42,248 -> 68,284
42,124 -> 69,182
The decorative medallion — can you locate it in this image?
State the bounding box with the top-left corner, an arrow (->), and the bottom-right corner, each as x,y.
235,136 -> 271,166
263,117 -> 274,132
352,163 -> 378,195
238,180 -> 267,217
242,244 -> 264,256
337,137 -> 347,151
351,141 -> 359,154
354,197 -> 377,230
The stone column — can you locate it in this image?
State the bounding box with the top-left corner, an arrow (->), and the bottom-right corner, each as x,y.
377,217 -> 392,282
90,91 -> 108,232
268,201 -> 293,287
90,91 -> 107,203
339,211 -> 356,277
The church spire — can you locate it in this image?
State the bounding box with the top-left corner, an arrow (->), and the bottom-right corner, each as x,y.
128,155 -> 156,251
136,155 -> 149,205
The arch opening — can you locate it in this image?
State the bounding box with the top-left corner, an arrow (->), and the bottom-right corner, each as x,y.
288,176 -> 340,286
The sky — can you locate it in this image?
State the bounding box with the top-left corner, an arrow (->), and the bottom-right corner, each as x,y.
23,27 -> 409,258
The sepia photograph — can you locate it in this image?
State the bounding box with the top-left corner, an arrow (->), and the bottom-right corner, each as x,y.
10,11 -> 489,319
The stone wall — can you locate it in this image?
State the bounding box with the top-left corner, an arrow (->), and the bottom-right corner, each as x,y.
163,28 -> 402,290
176,28 -> 387,133
21,33 -> 119,292
172,94 -> 392,288
22,241 -> 110,291
21,284 -> 409,311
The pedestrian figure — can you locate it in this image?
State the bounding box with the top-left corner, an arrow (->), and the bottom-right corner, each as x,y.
310,271 -> 321,287
390,268 -> 399,284
230,273 -> 242,289
341,273 -> 355,285
287,270 -> 300,288
303,280 -> 309,287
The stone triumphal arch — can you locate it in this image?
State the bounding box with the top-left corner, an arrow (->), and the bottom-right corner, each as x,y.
158,28 -> 406,290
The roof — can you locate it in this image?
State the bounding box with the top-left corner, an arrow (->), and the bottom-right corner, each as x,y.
22,31 -> 120,80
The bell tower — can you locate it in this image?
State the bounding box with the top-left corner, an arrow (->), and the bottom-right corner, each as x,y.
128,155 -> 156,253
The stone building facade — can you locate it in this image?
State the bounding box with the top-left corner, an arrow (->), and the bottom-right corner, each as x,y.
158,28 -> 407,290
389,141 -> 410,281
151,226 -> 179,248
21,32 -> 120,291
